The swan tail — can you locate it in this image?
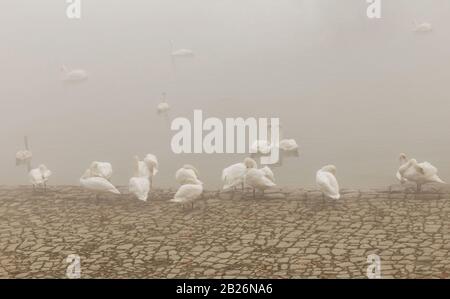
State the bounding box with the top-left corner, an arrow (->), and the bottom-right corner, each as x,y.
433,176 -> 446,184
330,193 -> 341,200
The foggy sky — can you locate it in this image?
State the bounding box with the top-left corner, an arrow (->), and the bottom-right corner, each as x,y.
1,0 -> 450,188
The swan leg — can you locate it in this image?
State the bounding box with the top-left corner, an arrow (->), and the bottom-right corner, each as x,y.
241,182 -> 245,192
191,201 -> 194,210
253,188 -> 256,200
261,189 -> 265,199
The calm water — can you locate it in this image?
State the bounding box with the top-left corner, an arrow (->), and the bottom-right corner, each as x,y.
1,0 -> 450,188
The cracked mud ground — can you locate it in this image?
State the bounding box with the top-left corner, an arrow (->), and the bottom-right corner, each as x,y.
0,185 -> 449,278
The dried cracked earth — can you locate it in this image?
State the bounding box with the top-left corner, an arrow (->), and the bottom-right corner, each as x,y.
0,184 -> 449,279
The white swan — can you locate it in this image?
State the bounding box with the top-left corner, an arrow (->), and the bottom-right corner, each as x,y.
170,180 -> 203,210
279,139 -> 299,157
396,153 -> 408,184
29,164 -> 52,192
16,150 -> 32,166
157,92 -> 170,115
244,158 -> 276,199
413,21 -> 433,33
222,158 -> 256,191
144,153 -> 159,189
89,161 -> 113,181
260,166 -> 275,183
316,165 -> 340,200
398,156 -> 445,192
61,65 -> 88,82
80,169 -> 120,198
129,156 -> 150,202
176,164 -> 200,185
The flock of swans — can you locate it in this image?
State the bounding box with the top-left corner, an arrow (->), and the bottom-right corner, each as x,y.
15,142 -> 446,210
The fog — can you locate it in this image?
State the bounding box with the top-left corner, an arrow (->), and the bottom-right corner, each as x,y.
1,0 -> 450,188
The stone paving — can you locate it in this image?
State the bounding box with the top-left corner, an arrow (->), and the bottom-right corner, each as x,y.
0,184 -> 449,279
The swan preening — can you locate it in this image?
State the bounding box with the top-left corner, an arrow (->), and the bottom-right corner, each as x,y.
29,164 -> 52,192
316,165 -> 340,200
170,180 -> 203,210
176,164 -> 200,185
222,158 -> 253,191
80,169 -> 120,198
61,65 -> 88,82
244,158 -> 276,199
88,162 -> 113,181
129,156 -> 150,202
396,153 -> 445,192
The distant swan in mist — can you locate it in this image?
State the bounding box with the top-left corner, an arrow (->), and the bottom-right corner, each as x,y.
413,21 -> 433,33
29,164 -> 52,192
176,164 -> 200,185
278,139 -> 300,157
61,65 -> 88,82
16,150 -> 32,166
244,158 -> 276,199
144,153 -> 159,189
80,169 -> 120,199
170,41 -> 194,73
89,162 -> 113,181
129,156 -> 150,202
397,154 -> 445,192
157,92 -> 170,117
170,179 -> 203,210
222,158 -> 255,191
250,140 -> 272,155
316,165 -> 340,200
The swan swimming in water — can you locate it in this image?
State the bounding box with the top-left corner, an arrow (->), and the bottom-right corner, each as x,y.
61,65 -> 88,82
244,158 -> 276,199
413,21 -> 433,33
397,154 -> 445,192
80,169 -> 120,199
170,179 -> 203,210
176,164 -> 200,185
129,156 -> 150,202
316,165 -> 340,200
222,158 -> 255,191
29,164 -> 52,192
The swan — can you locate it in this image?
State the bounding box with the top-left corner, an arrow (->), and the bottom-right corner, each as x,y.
80,169 -> 120,199
316,165 -> 340,200
398,156 -> 445,192
176,164 -> 200,185
170,180 -> 203,210
244,158 -> 276,199
260,166 -> 275,183
157,92 -> 170,115
413,21 -> 433,33
222,158 -> 256,191
16,150 -> 32,166
144,153 -> 159,189
89,161 -> 113,181
129,156 -> 150,202
278,139 -> 300,157
250,140 -> 272,155
396,153 -> 408,184
29,164 -> 52,192
61,65 -> 88,82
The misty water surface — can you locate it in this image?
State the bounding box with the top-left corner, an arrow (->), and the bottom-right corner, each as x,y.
1,0 -> 450,188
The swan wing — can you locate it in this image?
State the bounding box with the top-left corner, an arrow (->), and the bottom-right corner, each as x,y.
129,177 -> 150,201
316,171 -> 340,199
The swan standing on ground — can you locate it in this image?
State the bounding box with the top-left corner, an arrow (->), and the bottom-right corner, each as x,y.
61,65 -> 88,82
176,164 -> 200,185
222,158 -> 255,191
29,164 -> 52,192
144,154 -> 159,189
397,155 -> 445,192
396,153 -> 408,184
170,179 -> 203,210
413,21 -> 433,33
244,158 -> 276,199
80,169 -> 120,199
89,162 -> 113,181
129,156 -> 150,202
316,165 -> 340,200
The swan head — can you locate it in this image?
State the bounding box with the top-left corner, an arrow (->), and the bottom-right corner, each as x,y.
244,157 -> 257,169
321,164 -> 337,175
81,169 -> 91,179
399,153 -> 408,164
